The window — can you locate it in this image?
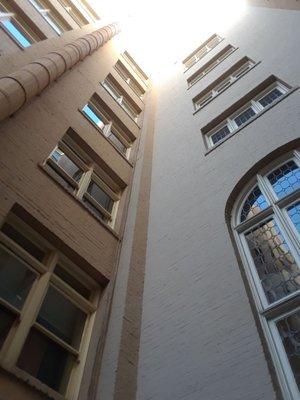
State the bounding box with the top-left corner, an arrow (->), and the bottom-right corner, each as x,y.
82,103 -> 130,156
193,59 -> 255,110
102,77 -> 141,122
0,216 -> 99,397
28,0 -> 69,35
115,61 -> 145,99
204,80 -> 290,148
122,51 -> 148,84
0,2 -> 38,48
232,151 -> 300,399
187,45 -> 236,87
183,34 -> 223,70
57,0 -> 94,26
44,136 -> 121,226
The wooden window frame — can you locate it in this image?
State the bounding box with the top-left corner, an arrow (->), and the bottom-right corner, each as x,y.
82,102 -> 132,158
45,138 -> 121,227
0,217 -> 100,400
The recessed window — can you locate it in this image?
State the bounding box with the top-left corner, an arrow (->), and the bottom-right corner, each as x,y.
122,51 -> 148,84
115,61 -> 145,99
0,2 -> 39,48
193,59 -> 255,111
56,0 -> 90,26
204,79 -> 290,148
0,218 -> 99,396
232,150 -> 300,400
102,77 -> 141,123
183,34 -> 223,70
187,45 -> 236,87
82,103 -> 130,156
28,0 -> 69,35
45,136 -> 121,226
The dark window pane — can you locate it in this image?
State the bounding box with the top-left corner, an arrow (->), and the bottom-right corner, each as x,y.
108,131 -> 127,154
87,181 -> 113,212
259,88 -> 283,108
17,328 -> 75,394
37,286 -> 86,349
83,198 -> 106,221
245,219 -> 300,304
211,125 -> 230,145
54,265 -> 91,299
277,310 -> 300,391
287,201 -> 300,234
1,223 -> 45,261
268,161 -> 300,199
0,246 -> 36,309
0,304 -> 16,349
240,185 -> 269,222
234,107 -> 256,127
50,149 -> 83,182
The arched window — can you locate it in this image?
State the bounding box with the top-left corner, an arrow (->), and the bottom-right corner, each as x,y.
232,149 -> 300,400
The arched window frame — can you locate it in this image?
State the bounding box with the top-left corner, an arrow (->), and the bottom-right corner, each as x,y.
232,149 -> 300,400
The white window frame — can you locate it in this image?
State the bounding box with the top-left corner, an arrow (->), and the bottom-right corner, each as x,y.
102,79 -> 140,123
188,45 -> 236,87
194,59 -> 255,111
28,0 -> 65,35
115,62 -> 144,99
0,216 -> 100,400
0,6 -> 36,48
205,80 -> 290,148
82,102 -> 132,158
232,150 -> 300,400
184,34 -> 222,70
45,139 -> 121,228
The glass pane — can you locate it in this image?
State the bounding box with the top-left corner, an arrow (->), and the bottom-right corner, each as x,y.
2,20 -> 32,47
82,104 -> 105,130
0,304 -> 16,349
277,309 -> 300,391
234,107 -> 256,127
211,125 -> 231,145
37,286 -> 86,349
268,160 -> 300,199
54,264 -> 91,299
0,246 -> 36,309
87,181 -> 113,212
83,198 -> 106,221
287,201 -> 300,234
245,219 -> 300,304
1,223 -> 45,261
108,131 -> 127,154
258,88 -> 283,108
51,148 -> 83,182
103,81 -> 120,100
17,328 -> 75,394
240,185 -> 269,222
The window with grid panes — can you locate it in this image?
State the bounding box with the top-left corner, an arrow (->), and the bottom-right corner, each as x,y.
0,218 -> 99,397
232,151 -> 300,399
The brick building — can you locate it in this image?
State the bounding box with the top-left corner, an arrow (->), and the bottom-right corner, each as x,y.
0,1 -> 299,400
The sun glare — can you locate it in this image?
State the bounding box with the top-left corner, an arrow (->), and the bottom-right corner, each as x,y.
89,0 -> 247,81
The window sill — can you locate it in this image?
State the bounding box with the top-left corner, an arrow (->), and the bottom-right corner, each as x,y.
186,47 -> 238,89
0,363 -> 66,400
100,84 -> 142,128
192,61 -> 261,114
79,109 -> 135,167
183,38 -> 225,73
204,86 -> 299,156
38,163 -> 121,241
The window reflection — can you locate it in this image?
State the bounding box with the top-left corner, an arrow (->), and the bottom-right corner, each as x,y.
268,161 -> 300,199
245,219 -> 300,303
